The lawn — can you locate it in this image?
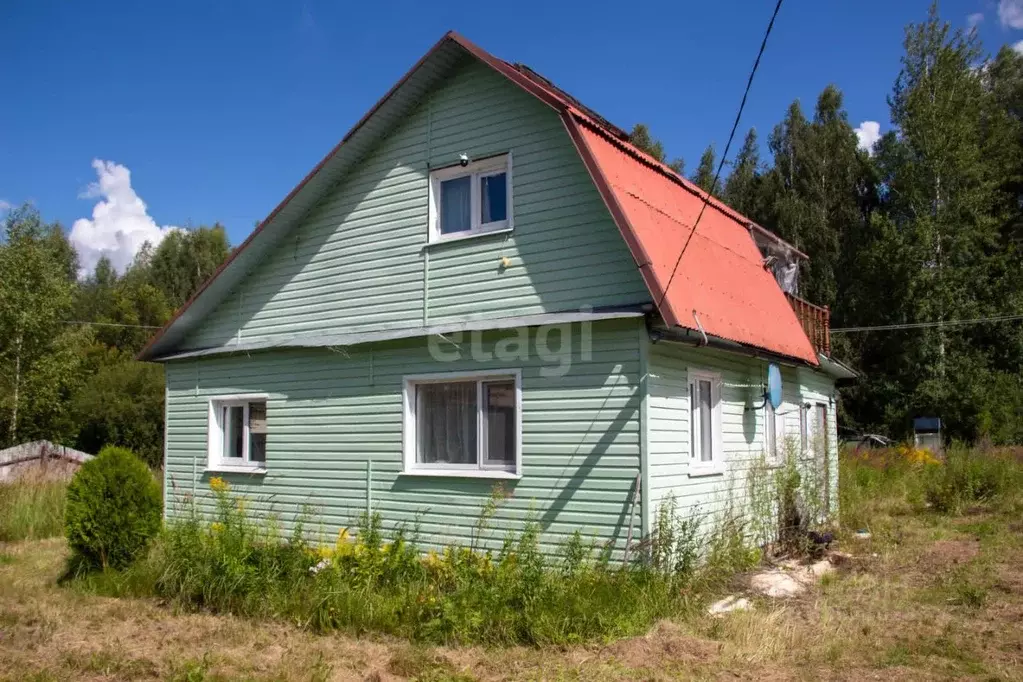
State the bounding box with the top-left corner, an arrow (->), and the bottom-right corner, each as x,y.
1,450 -> 1022,680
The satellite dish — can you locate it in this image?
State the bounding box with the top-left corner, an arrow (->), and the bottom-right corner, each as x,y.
766,363 -> 783,410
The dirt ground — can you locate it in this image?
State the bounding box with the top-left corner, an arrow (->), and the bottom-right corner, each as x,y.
1,509 -> 1021,681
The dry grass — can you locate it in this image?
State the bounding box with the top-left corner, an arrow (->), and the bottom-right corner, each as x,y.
3,450 -> 1023,681
2,508 -> 1022,681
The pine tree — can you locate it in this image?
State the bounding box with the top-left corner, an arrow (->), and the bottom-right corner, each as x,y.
723,129 -> 761,217
691,145 -> 720,195
628,123 -> 684,173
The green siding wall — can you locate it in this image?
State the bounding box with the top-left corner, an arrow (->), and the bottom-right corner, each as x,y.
645,340 -> 838,526
165,319 -> 642,555
183,59 -> 648,351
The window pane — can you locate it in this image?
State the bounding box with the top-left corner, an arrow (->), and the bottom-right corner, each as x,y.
440,176 -> 472,234
224,405 -> 244,459
480,172 -> 507,224
416,382 -> 477,465
249,401 -> 267,463
766,402 -> 776,459
699,380 -> 713,462
483,381 -> 515,466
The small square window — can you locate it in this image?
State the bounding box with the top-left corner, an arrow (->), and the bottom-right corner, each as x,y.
429,154 -> 512,242
208,397 -> 268,471
403,371 -> 521,477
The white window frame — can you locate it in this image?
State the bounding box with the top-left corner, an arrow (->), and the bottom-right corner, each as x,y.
428,153 -> 513,243
401,369 -> 522,479
799,401 -> 809,456
687,369 -> 724,476
765,400 -> 785,465
206,394 -> 269,474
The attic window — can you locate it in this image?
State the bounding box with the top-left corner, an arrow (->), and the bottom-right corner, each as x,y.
428,154 -> 513,242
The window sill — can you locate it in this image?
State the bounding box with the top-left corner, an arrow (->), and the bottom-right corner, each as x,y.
425,226 -> 513,247
688,465 -> 725,478
400,468 -> 521,480
205,465 -> 268,475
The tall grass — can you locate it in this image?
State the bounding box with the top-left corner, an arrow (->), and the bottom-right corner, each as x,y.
839,443 -> 1023,531
0,474 -> 67,542
76,480 -> 761,645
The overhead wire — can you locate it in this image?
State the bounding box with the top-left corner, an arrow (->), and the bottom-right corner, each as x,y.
657,0 -> 785,311
830,314 -> 1023,333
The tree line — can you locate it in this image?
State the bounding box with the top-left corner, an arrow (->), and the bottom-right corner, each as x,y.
1,7 -> 1021,463
630,7 -> 1023,444
0,208 -> 229,467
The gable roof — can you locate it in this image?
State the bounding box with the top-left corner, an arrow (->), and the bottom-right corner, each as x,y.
139,31 -> 817,366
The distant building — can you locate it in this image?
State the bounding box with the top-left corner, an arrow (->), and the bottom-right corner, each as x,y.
0,441 -> 94,483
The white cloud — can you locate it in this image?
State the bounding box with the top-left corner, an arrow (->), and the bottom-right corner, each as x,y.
854,121 -> 882,154
0,199 -> 11,213
967,12 -> 984,28
999,0 -> 1023,28
70,159 -> 177,276
1014,40 -> 1023,54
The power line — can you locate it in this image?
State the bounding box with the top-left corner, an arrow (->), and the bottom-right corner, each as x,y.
831,314 -> 1023,333
658,0 -> 784,312
60,320 -> 164,329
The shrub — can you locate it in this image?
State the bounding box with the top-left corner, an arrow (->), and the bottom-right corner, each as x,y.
0,475 -> 67,542
64,445 -> 162,569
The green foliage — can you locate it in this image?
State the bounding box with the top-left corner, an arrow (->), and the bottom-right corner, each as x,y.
628,123 -> 684,173
64,446 -> 162,569
840,444 -> 1023,534
650,493 -> 701,579
691,145 -> 721,195
922,444 -> 1021,513
0,206 -> 88,447
0,478 -> 67,542
86,481 -> 721,646
71,361 -> 165,468
147,225 -> 230,310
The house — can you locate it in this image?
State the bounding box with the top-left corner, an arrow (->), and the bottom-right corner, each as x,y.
139,32 -> 853,556
0,441 -> 94,483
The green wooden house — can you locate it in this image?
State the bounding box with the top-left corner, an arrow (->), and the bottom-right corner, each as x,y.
140,32 -> 854,556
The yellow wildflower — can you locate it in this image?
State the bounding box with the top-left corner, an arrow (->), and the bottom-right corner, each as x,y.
209,476 -> 229,493
211,522 -> 224,534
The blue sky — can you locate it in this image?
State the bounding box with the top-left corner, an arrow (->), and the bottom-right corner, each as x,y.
1,0 -> 1021,273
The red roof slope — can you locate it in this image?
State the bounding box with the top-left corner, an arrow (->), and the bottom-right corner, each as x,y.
563,115 -> 818,364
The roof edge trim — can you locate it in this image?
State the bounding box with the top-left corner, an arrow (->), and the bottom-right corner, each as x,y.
150,308 -> 646,362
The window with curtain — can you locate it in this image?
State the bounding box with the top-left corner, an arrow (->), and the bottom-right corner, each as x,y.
429,154 -> 512,241
688,370 -> 723,475
405,373 -> 520,475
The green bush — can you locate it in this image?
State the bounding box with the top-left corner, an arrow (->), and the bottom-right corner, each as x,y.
64,445 -> 162,569
0,478 -> 67,542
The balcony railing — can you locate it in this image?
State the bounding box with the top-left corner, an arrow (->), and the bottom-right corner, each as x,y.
786,292 -> 830,356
